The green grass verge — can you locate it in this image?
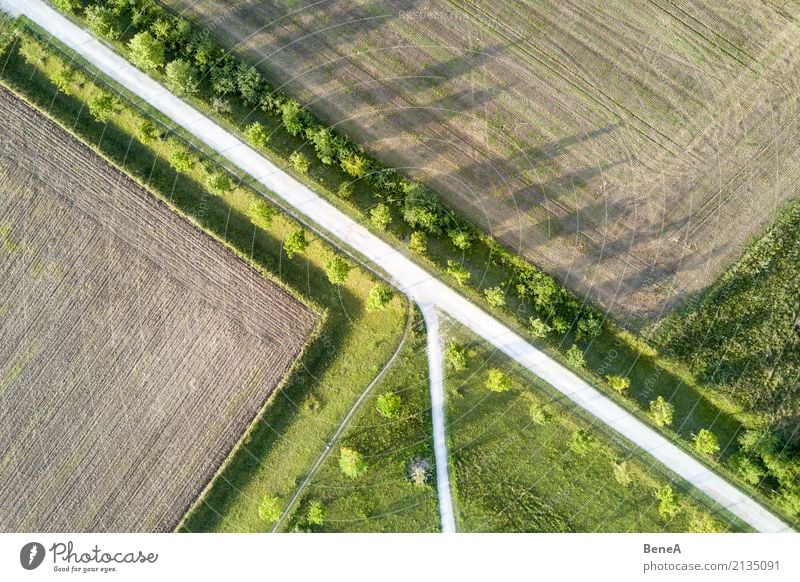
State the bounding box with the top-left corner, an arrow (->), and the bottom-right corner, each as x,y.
0,20 -> 409,533
282,309 -> 440,532
441,318 -> 751,532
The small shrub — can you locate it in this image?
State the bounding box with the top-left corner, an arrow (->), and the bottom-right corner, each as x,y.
370,203 -> 392,231
446,260 -> 471,286
245,121 -> 270,148
484,286 -> 505,308
408,231 -> 427,255
569,430 -> 595,456
407,457 -> 431,486
128,31 -> 165,71
732,454 -> 765,485
248,198 -> 276,230
306,501 -> 325,527
283,228 -> 308,259
166,141 -> 197,173
87,90 -> 119,123
485,368 -> 511,393
258,495 -> 282,523
136,119 -> 160,144
165,58 -> 199,95
528,400 -> 549,425
606,375 -> 630,394
290,151 -> 310,176
449,229 -> 471,250
655,485 -> 679,520
325,255 -> 352,286
649,396 -> 674,427
613,460 -> 632,487
205,171 -> 233,196
337,182 -> 354,199
445,342 -> 468,372
339,446 -> 366,479
565,344 -> 585,369
85,6 -> 120,40
375,392 -> 401,418
366,282 -> 393,312
529,317 -> 551,338
693,429 -> 720,456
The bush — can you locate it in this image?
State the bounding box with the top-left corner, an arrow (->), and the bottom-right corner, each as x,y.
290,151 -> 311,176
306,501 -> 325,527
606,375 -> 630,394
337,182 -> 353,199
613,460 -> 632,486
205,171 -> 233,196
281,99 -> 307,136
370,203 -> 392,231
529,317 -> 551,338
449,229 -> 471,250
485,368 -> 511,393
306,125 -> 336,165
128,31 -> 165,71
484,286 -> 505,308
53,0 -> 82,13
366,282 -> 392,311
375,392 -> 401,418
655,485 -> 679,520
325,255 -> 352,285
283,228 -> 308,259
339,446 -> 366,479
136,119 -> 160,144
732,454 -> 766,485
528,400 -> 549,425
248,198 -> 276,230
446,260 -> 471,286
649,396 -> 674,427
408,231 -> 427,255
49,63 -> 78,96
85,5 -> 120,40
237,64 -> 264,105
258,495 -> 282,523
166,140 -> 197,173
210,58 -> 237,96
165,59 -> 199,95
445,342 -> 468,372
564,344 -> 585,369
340,150 -> 370,178
245,121 -> 270,148
87,90 -> 119,123
569,430 -> 595,456
693,429 -> 720,456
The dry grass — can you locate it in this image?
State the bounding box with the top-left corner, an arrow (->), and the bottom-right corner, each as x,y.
163,0 -> 800,326
0,88 -> 317,532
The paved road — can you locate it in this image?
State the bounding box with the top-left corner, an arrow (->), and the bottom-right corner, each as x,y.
419,304 -> 456,533
5,0 -> 792,532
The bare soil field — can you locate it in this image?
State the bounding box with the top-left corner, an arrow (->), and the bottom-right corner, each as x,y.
0,88 -> 317,532
163,0 -> 800,326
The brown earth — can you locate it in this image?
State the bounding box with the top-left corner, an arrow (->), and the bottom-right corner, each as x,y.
163,0 -> 800,326
0,88 -> 317,532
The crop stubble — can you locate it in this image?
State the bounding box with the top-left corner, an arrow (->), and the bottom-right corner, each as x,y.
0,88 -> 317,532
163,0 -> 800,325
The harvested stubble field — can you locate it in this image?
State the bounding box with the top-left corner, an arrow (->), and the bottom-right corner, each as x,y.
163,0 -> 800,326
0,88 -> 317,532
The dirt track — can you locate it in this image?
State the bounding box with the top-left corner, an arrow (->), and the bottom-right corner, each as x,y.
0,88 -> 317,532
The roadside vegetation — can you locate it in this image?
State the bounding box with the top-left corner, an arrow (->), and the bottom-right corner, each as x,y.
442,319 -> 745,533
13,2 -> 800,526
283,311 -> 440,532
0,15 -> 408,533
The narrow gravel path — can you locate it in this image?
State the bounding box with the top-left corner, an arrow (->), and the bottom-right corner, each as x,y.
3,0 -> 792,533
419,303 -> 456,533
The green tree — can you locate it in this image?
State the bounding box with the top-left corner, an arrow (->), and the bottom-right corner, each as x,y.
655,485 -> 679,520
325,255 -> 352,285
484,286 -> 506,308
446,260 -> 471,286
408,231 -> 427,255
529,317 -> 551,338
283,228 -> 308,259
366,282 -> 393,312
340,150 -> 370,178
606,375 -> 630,394
136,119 -> 160,144
306,125 -> 336,165
210,58 -> 237,96
205,171 -> 233,196
693,429 -> 720,456
732,454 -> 765,485
85,5 -> 120,40
306,501 -> 325,527
569,430 -> 595,456
237,64 -> 265,105
445,342 -> 468,372
290,151 -> 310,175
128,32 -> 165,71
485,368 -> 511,393
649,396 -> 674,427
376,392 -> 401,418
565,344 -> 585,369
738,428 -> 779,456
281,99 -> 307,136
248,198 -> 276,230
339,446 -> 367,479
245,121 -> 269,148
53,0 -> 82,13
258,495 -> 282,523
370,203 -> 392,231
551,316 -> 569,334
49,63 -> 79,96
576,313 -> 602,340
337,182 -> 353,199
165,59 -> 199,95
449,229 -> 471,250
87,91 -> 119,123
167,140 -> 196,173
